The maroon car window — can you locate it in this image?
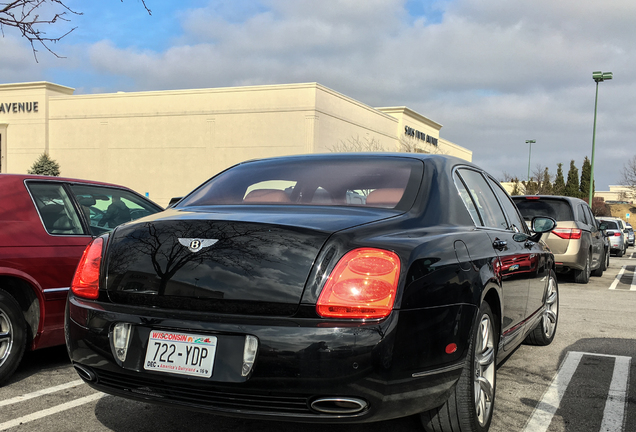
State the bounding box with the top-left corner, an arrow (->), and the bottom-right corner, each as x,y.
27,182 -> 84,235
179,157 -> 423,210
69,184 -> 160,235
457,169 -> 508,230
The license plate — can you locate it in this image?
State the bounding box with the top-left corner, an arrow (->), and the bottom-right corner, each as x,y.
144,330 -> 217,378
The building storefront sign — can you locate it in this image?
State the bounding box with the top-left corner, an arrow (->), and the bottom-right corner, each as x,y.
405,125 -> 438,146
0,102 -> 39,114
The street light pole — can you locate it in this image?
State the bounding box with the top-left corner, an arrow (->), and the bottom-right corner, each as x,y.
526,140 -> 536,182
589,71 -> 613,206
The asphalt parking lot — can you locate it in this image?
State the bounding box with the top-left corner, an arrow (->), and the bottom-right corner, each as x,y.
1,252 -> 635,432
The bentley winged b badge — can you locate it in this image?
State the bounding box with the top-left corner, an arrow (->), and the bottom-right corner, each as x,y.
178,238 -> 219,253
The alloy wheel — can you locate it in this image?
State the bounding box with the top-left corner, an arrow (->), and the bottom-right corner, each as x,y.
474,314 -> 495,427
542,276 -> 558,339
0,309 -> 14,368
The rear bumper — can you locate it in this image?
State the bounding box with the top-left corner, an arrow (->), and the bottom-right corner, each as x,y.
65,295 -> 476,423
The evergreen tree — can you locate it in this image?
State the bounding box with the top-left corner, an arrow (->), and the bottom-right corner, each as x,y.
553,163 -> 566,195
579,156 -> 593,200
27,153 -> 61,176
540,167 -> 553,195
564,160 -> 580,197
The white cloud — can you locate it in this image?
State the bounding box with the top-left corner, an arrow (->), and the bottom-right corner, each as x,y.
2,0 -> 635,188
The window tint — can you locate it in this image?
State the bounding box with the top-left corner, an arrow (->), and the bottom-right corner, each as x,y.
583,206 -> 597,229
28,182 -> 84,235
577,204 -> 589,224
457,169 -> 508,230
601,220 -> 619,230
69,185 -> 160,235
513,198 -> 574,222
179,157 -> 422,210
453,172 -> 482,226
488,177 -> 528,233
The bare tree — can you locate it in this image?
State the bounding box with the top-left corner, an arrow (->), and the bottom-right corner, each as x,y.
500,171 -> 517,182
619,155 -> 636,201
328,135 -> 386,153
329,134 -> 448,155
1,0 -> 151,60
398,135 -> 447,155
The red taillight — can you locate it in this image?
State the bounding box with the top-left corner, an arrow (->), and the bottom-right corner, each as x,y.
614,232 -> 622,237
316,248 -> 400,319
71,237 -> 104,299
551,228 -> 582,240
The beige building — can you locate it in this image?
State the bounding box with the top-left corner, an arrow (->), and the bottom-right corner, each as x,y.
0,81 -> 472,207
595,185 -> 634,203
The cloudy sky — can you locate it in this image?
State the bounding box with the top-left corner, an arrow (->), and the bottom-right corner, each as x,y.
1,0 -> 634,190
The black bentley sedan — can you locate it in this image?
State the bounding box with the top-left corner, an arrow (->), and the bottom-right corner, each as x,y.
65,154 -> 558,432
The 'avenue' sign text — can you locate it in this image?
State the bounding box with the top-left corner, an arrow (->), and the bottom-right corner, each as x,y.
0,102 -> 39,114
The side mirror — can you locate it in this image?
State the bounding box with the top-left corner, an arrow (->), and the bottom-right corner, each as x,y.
168,196 -> 183,208
532,216 -> 556,233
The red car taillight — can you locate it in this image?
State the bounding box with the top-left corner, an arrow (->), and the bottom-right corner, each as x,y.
614,232 -> 622,237
551,228 -> 582,240
316,248 -> 400,319
71,237 -> 104,299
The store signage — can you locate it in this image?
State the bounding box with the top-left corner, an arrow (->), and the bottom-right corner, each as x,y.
0,102 -> 39,114
404,126 -> 438,146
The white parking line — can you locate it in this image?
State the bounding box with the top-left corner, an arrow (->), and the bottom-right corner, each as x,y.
0,393 -> 104,431
0,380 -> 85,407
609,266 -> 627,290
522,351 -> 583,432
523,351 -> 632,432
600,355 -> 632,432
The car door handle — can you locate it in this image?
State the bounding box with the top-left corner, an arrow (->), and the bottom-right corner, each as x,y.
492,239 -> 507,250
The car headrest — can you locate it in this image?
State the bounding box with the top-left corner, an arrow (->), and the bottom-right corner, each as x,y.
366,188 -> 404,207
243,189 -> 291,203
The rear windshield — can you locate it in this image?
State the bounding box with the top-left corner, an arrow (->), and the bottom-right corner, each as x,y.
513,198 -> 574,221
178,157 -> 423,210
600,220 -> 619,230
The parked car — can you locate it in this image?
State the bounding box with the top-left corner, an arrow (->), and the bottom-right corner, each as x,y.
512,195 -> 607,283
596,218 -> 611,271
626,223 -> 634,246
66,154 -> 558,432
598,217 -> 629,257
0,174 -> 163,385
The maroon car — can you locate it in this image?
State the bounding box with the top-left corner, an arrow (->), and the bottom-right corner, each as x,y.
0,174 -> 162,384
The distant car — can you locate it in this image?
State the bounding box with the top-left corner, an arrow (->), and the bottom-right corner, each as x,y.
626,223 -> 634,246
0,174 -> 163,385
598,217 -> 629,257
596,218 -> 611,271
66,154 -> 558,432
512,195 -> 607,283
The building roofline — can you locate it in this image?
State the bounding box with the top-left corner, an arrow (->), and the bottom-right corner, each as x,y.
0,81 -> 75,94
376,106 -> 443,130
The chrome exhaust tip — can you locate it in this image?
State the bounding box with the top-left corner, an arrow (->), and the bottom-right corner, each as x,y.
310,397 -> 368,414
73,364 -> 97,382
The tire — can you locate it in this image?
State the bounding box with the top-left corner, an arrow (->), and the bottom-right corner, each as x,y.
421,302 -> 497,432
0,288 -> 27,385
573,252 -> 591,284
616,247 -> 623,258
603,248 -> 610,271
591,250 -> 604,277
524,271 -> 559,346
